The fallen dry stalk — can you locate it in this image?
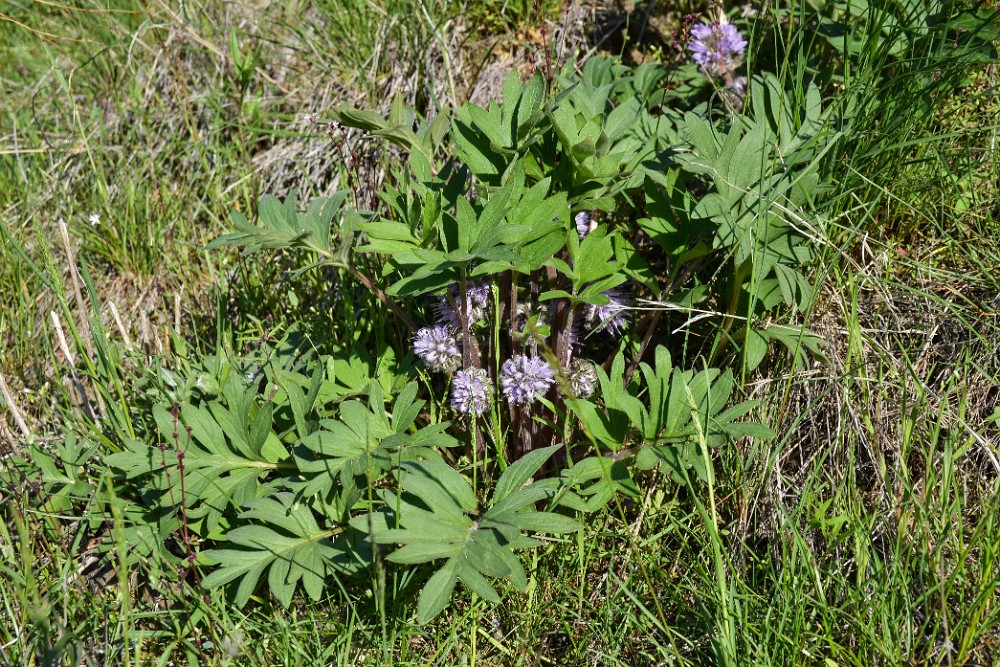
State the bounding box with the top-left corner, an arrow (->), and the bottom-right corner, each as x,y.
0,371 -> 31,444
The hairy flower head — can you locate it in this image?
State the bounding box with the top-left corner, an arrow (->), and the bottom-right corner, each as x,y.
688,19 -> 747,77
413,326 -> 461,372
437,281 -> 492,330
575,211 -> 594,240
501,355 -> 555,404
566,359 -> 599,399
584,288 -> 629,337
451,368 -> 492,415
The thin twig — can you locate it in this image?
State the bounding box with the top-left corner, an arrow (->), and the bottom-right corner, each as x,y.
50,311 -> 97,422
58,219 -> 94,360
108,300 -> 134,348
0,371 -> 31,443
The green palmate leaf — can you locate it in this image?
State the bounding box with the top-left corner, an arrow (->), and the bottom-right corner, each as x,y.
561,455 -> 641,512
743,328 -> 769,371
637,345 -> 673,439
295,382 -> 454,498
330,104 -> 389,133
455,197 -> 478,252
330,103 -> 433,163
277,370 -> 314,441
603,95 -> 642,141
573,226 -> 620,286
571,398 -> 621,448
86,500 -> 181,569
248,401 -> 272,457
208,191 -> 350,257
260,192 -> 296,232
500,70 -> 523,144
417,559 -> 459,624
668,80 -> 838,365
509,193 -> 567,270
635,441 -> 707,483
398,459 -> 478,517
639,359 -> 770,482
201,493 -> 360,608
474,165 -> 523,237
751,324 -> 826,372
484,484 -> 555,518
386,542 -> 462,565
566,347 -> 772,490
683,112 -> 721,165
493,444 -> 562,504
569,359 -> 634,448
452,116 -> 508,184
360,448 -> 577,623
507,512 -> 581,534
105,383 -> 287,536
516,73 -> 546,136
456,557 -> 501,602
23,434 -> 97,514
359,221 -> 420,244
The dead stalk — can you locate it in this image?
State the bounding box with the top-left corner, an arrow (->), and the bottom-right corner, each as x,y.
0,371 -> 31,444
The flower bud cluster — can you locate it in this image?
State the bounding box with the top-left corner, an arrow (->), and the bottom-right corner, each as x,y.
574,211 -> 631,340
584,289 -> 629,337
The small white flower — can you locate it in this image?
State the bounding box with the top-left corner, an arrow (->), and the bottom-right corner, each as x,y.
88,213 -> 100,226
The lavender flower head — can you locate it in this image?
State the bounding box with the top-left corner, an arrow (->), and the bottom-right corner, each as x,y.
585,288 -> 629,337
575,211 -> 594,240
688,18 -> 747,78
724,75 -> 749,108
451,368 -> 492,416
729,75 -> 748,96
437,281 -> 492,330
412,326 -> 461,372
501,355 -> 555,404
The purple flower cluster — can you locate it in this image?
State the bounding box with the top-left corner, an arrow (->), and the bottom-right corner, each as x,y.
688,19 -> 747,78
437,282 -> 492,330
413,326 -> 461,372
585,289 -> 629,337
501,355 -> 555,404
451,368 -> 492,415
410,268 -> 628,415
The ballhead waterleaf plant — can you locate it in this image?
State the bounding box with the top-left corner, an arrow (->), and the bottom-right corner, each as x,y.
101,43 -> 815,620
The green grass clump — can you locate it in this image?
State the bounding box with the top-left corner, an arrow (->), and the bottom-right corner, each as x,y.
2,1 -> 999,665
